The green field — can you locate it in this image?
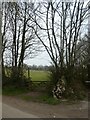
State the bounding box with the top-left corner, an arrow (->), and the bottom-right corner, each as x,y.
5,68 -> 50,81
25,70 -> 50,81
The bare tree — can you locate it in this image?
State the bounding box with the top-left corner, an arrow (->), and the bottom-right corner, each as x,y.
2,2 -> 42,84
28,0 -> 89,98
2,2 -> 41,69
2,3 -> 10,75
32,1 -> 88,79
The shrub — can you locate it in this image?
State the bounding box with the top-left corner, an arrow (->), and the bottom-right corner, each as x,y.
63,79 -> 87,100
3,67 -> 32,89
48,65 -> 87,100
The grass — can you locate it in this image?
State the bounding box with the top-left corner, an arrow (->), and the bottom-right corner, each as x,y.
3,69 -> 88,104
2,86 -> 29,96
36,95 -> 61,105
5,68 -> 50,82
25,70 -> 50,81
3,86 -> 61,105
3,86 -> 87,105
20,94 -> 61,105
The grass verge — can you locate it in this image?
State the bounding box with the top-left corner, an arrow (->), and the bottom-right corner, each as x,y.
3,85 -> 88,105
20,94 -> 61,105
2,86 -> 29,96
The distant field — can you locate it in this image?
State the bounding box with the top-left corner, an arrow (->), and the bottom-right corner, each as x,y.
5,68 -> 50,82
25,70 -> 50,81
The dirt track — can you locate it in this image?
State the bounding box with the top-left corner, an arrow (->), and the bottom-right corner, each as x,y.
2,103 -> 38,118
2,95 -> 88,118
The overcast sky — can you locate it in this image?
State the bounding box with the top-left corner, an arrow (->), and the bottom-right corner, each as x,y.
23,0 -> 90,66
24,50 -> 51,66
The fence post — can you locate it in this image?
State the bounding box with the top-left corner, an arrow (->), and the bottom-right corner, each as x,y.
28,67 -> 30,80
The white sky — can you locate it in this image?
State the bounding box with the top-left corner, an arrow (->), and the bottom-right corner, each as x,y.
24,0 -> 90,66
24,50 -> 51,66
2,0 -> 89,66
